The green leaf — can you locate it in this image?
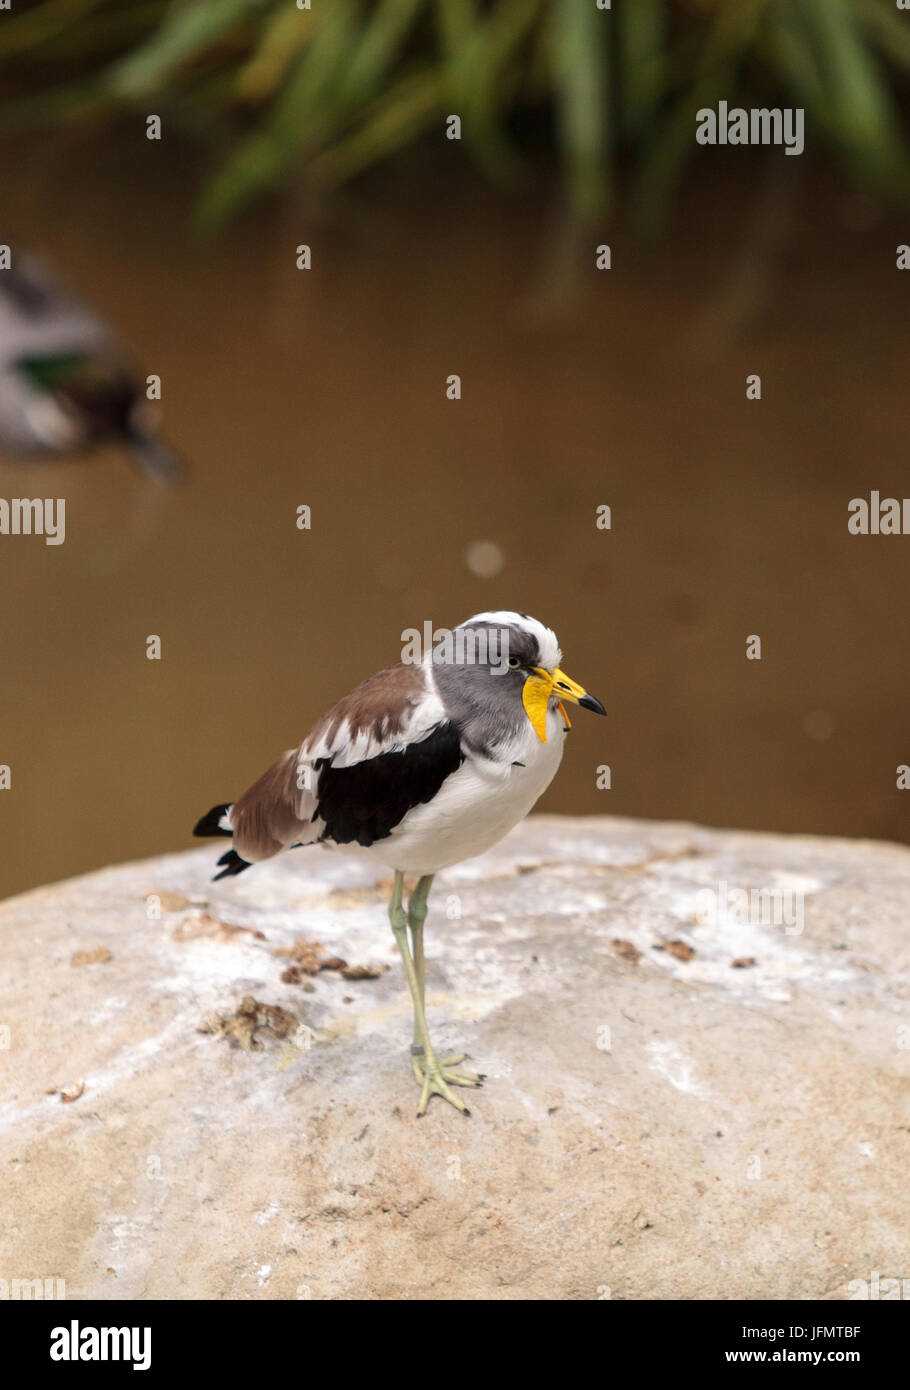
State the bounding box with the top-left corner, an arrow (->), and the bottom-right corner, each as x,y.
434,0 -> 477,54
860,0 -> 910,71
552,0 -> 611,220
442,0 -> 542,181
309,67 -> 444,185
235,6 -> 317,102
633,0 -> 772,234
0,0 -> 108,58
104,0 -> 273,98
334,0 -> 426,110
618,0 -> 665,133
773,0 -> 910,193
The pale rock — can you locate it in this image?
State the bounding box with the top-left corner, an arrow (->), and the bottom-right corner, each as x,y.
1,816 -> 909,1300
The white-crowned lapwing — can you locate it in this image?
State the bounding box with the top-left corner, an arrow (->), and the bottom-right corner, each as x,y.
194,611 -> 605,1114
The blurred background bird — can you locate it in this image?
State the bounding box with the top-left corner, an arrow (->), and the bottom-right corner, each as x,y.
0,248 -> 181,484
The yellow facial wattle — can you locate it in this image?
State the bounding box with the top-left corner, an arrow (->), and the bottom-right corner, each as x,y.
521,666 -> 597,742
521,671 -> 555,742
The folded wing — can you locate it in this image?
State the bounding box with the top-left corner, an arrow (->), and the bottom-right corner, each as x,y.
229,661 -> 463,864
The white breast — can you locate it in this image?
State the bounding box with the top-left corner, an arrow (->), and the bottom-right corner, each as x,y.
353,702 -> 567,874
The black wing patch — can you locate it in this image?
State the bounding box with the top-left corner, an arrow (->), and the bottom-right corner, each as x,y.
315,721 -> 464,848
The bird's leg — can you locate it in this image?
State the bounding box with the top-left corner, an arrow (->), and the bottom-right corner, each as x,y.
408,876 -> 467,1063
407,873 -> 431,1054
388,872 -> 482,1115
408,877 -> 480,1086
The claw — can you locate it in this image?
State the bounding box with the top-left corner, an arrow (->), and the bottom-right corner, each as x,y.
412,1054 -> 484,1113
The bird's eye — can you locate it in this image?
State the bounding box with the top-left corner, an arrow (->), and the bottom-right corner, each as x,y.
508,656 -> 521,669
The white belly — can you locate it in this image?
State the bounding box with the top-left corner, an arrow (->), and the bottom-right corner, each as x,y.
352,704 -> 567,874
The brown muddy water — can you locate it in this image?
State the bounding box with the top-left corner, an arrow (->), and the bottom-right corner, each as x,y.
1,135 -> 908,901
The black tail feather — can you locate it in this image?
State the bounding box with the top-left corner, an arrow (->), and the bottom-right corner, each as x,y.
213,849 -> 251,881
193,803 -> 233,838
193,803 -> 249,881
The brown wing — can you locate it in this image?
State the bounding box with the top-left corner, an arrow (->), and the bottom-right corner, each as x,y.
228,661 -> 448,863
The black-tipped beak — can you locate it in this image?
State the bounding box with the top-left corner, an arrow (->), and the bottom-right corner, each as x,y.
547,668 -> 606,717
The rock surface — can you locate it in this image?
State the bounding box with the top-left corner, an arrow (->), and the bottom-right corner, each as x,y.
1,815 -> 909,1300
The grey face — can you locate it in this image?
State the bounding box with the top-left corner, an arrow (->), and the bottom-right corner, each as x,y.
431,621 -> 540,757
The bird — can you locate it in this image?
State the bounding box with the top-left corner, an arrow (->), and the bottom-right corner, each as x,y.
0,247 -> 181,483
193,611 -> 605,1115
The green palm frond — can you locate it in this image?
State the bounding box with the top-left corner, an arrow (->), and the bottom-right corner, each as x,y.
1,0 -> 909,229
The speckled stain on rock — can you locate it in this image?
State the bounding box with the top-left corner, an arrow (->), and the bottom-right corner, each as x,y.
1,815 -> 909,1299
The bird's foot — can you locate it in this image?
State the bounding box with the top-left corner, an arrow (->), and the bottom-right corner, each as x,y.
410,1048 -> 485,1116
